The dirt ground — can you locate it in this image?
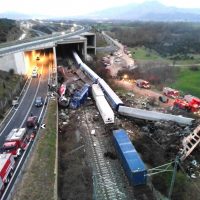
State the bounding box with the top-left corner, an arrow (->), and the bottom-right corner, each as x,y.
58,109 -> 93,200
58,99 -> 155,200
114,79 -> 174,108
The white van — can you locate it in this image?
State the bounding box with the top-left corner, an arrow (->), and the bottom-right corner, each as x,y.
32,67 -> 38,78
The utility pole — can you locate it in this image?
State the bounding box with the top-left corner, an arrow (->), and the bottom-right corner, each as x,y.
168,155 -> 180,200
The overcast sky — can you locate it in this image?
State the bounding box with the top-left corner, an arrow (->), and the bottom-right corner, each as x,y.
0,0 -> 200,17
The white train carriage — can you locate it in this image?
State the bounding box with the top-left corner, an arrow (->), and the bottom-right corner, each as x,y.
73,51 -> 99,82
80,63 -> 99,82
91,84 -> 104,101
118,106 -> 194,125
91,84 -> 114,124
96,96 -> 114,124
98,78 -> 124,110
72,51 -> 83,65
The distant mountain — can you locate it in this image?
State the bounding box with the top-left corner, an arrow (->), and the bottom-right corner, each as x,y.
2,1 -> 200,22
83,1 -> 200,22
0,12 -> 52,20
0,12 -> 31,19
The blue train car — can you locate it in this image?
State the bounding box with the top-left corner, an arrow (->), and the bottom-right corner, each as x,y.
113,129 -> 147,186
69,84 -> 90,109
98,78 -> 124,110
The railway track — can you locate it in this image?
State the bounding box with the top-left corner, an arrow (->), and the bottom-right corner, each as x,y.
82,105 -> 134,200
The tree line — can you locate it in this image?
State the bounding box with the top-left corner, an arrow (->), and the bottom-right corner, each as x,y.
109,22 -> 200,57
0,18 -> 21,43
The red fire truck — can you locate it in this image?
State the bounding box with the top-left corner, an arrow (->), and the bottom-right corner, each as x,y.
2,128 -> 29,157
0,153 -> 15,195
184,95 -> 200,107
163,87 -> 179,99
174,98 -> 199,113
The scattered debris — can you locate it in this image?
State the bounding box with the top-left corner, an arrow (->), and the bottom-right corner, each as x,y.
104,151 -> 117,160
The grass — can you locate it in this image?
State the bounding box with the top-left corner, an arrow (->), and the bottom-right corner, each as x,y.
171,68 -> 200,97
13,100 -> 57,200
128,47 -> 200,66
172,54 -> 200,65
152,164 -> 200,200
130,47 -> 169,62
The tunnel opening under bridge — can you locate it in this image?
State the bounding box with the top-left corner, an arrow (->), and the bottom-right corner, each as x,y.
55,39 -> 86,67
24,48 -> 54,75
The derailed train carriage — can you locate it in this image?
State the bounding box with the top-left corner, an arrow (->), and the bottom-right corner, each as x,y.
91,84 -> 114,124
113,129 -> 147,186
73,51 -> 124,111
72,51 -> 194,125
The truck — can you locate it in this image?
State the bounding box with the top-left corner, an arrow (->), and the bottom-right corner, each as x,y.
184,95 -> 200,108
136,79 -> 150,89
173,98 -> 199,113
163,87 -> 179,99
0,153 -> 15,195
2,128 -> 29,157
26,116 -> 38,128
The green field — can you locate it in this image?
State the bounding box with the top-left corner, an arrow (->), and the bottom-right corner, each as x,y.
130,47 -> 169,62
171,68 -> 200,97
127,47 -> 200,97
129,47 -> 200,66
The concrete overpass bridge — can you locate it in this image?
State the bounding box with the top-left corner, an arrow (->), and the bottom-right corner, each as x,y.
0,25 -> 96,74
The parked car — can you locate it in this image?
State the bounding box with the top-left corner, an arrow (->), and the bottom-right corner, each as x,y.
12,96 -> 19,107
159,96 -> 169,103
35,96 -> 44,107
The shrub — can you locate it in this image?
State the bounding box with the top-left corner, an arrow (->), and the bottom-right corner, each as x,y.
9,68 -> 15,76
189,65 -> 199,71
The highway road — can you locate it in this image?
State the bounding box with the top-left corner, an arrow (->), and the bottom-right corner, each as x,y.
0,51 -> 51,200
0,25 -> 88,56
0,52 -> 50,146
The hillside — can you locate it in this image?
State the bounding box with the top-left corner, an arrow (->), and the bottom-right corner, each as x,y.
84,1 -> 200,22
0,18 -> 22,43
